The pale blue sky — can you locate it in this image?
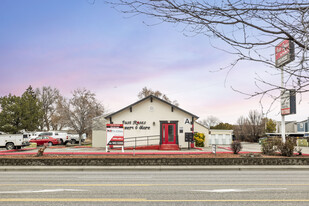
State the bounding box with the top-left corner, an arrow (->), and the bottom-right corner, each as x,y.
0,0 -> 307,123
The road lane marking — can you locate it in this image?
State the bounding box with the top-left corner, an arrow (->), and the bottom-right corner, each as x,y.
0,183 -> 308,187
0,199 -> 309,202
0,189 -> 86,194
0,198 -> 146,202
192,188 -> 287,193
0,184 -> 152,187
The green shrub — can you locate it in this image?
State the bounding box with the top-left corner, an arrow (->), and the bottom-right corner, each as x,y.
194,133 -> 205,147
230,141 -> 242,154
261,138 -> 280,155
261,137 -> 295,157
277,138 -> 295,157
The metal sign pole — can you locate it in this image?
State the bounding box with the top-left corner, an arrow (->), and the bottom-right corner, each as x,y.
281,66 -> 286,143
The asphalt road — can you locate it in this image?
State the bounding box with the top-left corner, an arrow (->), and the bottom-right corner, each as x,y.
0,170 -> 308,205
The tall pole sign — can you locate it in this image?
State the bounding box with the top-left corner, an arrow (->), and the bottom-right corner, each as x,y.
275,40 -> 295,143
275,40 -> 295,68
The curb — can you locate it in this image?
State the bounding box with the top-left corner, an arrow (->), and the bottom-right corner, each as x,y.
0,151 -> 212,156
1,165 -> 309,171
0,151 -> 308,156
0,148 -> 37,153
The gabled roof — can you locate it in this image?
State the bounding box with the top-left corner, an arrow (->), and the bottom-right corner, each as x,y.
105,95 -> 199,119
195,121 -> 210,130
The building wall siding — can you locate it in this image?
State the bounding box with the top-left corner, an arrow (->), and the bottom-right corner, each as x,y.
107,98 -> 195,148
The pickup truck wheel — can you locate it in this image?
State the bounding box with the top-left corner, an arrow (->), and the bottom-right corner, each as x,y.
6,142 -> 15,150
71,139 -> 77,145
59,139 -> 64,145
48,142 -> 53,147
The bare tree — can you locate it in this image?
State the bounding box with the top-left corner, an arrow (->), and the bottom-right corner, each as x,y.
198,116 -> 220,128
234,116 -> 247,141
35,86 -> 60,131
247,110 -> 264,142
234,110 -> 265,142
138,87 -> 179,106
50,96 -> 69,131
62,89 -> 104,145
108,0 -> 309,102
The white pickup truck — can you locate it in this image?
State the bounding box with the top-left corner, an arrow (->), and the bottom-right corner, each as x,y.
0,134 -> 30,150
69,133 -> 86,144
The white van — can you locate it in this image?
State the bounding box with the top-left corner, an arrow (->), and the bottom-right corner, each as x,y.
0,134 -> 30,150
38,131 -> 70,145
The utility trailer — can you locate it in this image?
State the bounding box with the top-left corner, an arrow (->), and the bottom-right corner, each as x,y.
0,134 -> 30,150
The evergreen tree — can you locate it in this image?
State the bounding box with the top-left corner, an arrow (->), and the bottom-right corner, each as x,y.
265,119 -> 277,133
0,86 -> 43,133
20,86 -> 43,131
0,94 -> 23,133
211,122 -> 233,130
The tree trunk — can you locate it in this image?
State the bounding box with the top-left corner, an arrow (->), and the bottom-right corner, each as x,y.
79,133 -> 82,146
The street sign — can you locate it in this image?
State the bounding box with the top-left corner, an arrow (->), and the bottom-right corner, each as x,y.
185,132 -> 193,142
212,144 -> 216,154
275,40 -> 295,68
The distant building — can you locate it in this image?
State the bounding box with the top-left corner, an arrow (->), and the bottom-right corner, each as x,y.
209,129 -> 233,145
276,121 -> 297,133
297,118 -> 309,135
272,117 -> 309,137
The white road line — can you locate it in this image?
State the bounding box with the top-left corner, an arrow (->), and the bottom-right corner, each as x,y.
192,188 -> 287,193
0,189 -> 87,194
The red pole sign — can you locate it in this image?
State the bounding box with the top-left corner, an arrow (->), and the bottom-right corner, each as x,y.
275,40 -> 295,68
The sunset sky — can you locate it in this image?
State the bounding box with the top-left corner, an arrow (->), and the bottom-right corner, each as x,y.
1,0 -> 308,124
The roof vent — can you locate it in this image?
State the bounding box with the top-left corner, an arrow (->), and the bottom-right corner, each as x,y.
149,106 -> 154,112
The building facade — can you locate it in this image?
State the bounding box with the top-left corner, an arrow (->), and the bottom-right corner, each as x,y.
92,95 -> 209,149
272,118 -> 309,137
209,129 -> 233,145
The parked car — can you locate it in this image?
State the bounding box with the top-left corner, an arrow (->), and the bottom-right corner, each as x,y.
30,136 -> 60,146
38,131 -> 70,145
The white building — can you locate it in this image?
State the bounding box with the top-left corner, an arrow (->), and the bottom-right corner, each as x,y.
209,129 -> 233,145
92,95 -> 210,150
